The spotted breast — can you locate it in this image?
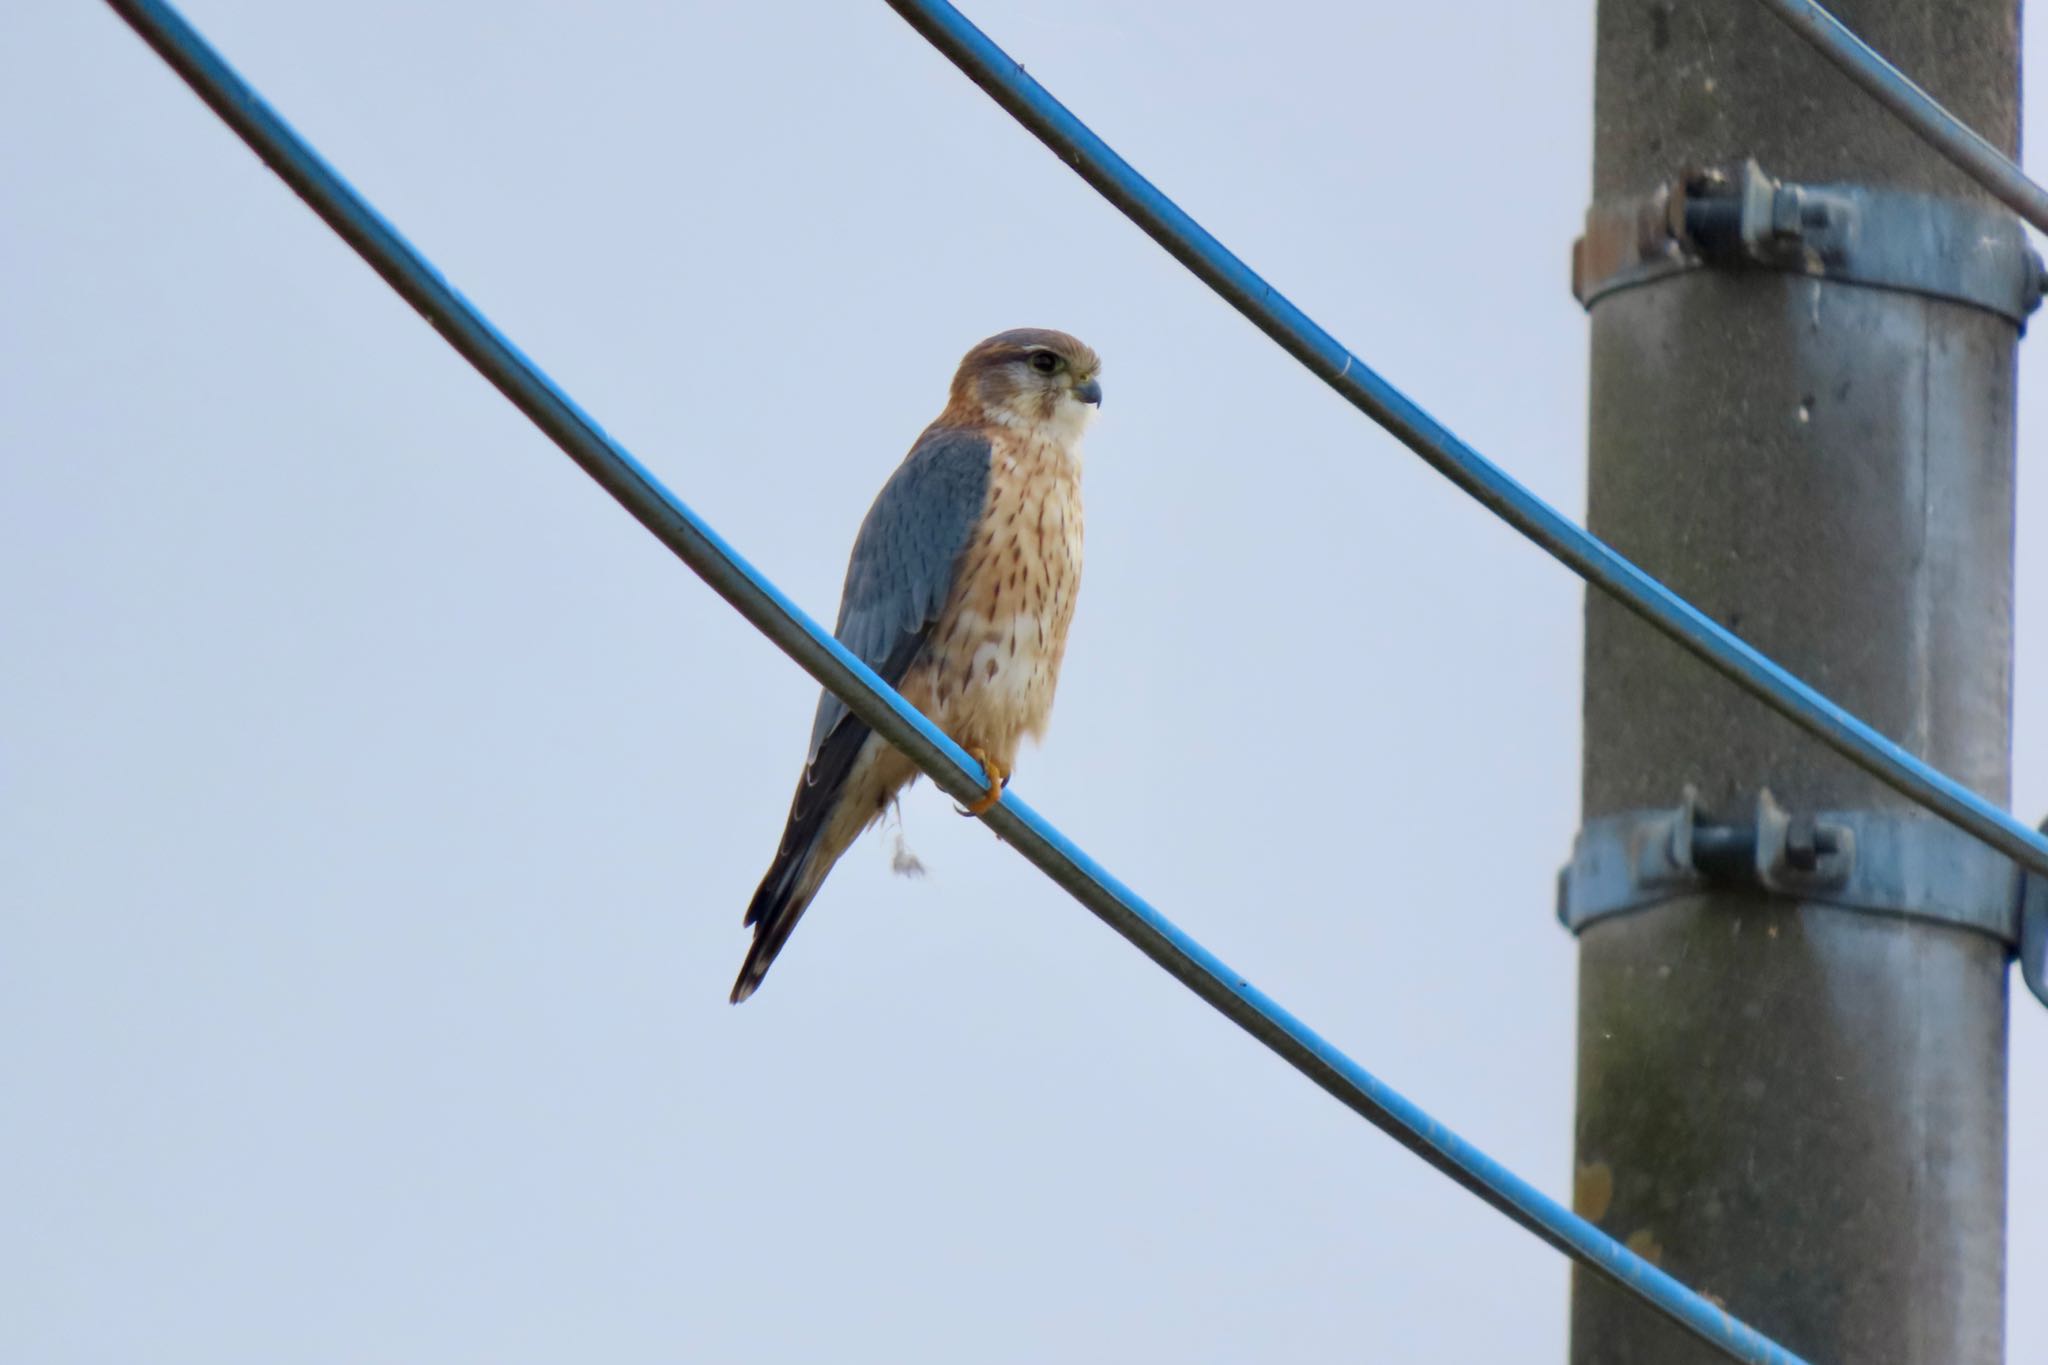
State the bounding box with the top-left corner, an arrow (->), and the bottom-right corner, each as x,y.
900,431 -> 1084,774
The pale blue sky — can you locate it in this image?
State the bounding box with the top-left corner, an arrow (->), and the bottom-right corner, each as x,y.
3,1 -> 2043,1360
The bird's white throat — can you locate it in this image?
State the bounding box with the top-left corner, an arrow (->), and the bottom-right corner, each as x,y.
989,391 -> 1095,461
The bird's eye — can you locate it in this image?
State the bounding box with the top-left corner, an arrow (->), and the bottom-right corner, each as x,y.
1028,351 -> 1060,375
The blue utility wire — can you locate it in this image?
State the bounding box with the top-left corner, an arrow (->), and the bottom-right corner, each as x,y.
101,0 -> 1806,1359
1753,0 -> 2048,234
882,0 -> 2048,886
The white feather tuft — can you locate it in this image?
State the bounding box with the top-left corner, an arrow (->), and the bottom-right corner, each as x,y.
884,799 -> 926,878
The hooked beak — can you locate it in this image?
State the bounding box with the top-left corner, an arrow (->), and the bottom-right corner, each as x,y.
1073,377 -> 1103,408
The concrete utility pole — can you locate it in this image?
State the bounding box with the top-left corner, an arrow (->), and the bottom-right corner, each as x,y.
1570,2 -> 2022,1361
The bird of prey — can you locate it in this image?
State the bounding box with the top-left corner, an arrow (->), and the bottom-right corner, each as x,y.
731,328 -> 1103,1003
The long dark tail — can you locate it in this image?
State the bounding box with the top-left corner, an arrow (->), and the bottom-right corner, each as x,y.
731,718 -> 873,1003
730,838 -> 822,1004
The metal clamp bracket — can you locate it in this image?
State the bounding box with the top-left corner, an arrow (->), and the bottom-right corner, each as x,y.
1557,790 -> 2048,1009
1572,158 -> 2044,326
2020,849 -> 2048,1011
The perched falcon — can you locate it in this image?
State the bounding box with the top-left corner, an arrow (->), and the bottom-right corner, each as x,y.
731,328 -> 1102,1003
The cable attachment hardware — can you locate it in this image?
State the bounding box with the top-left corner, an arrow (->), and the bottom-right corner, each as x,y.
1558,791 -> 2047,1010
1572,158 -> 2045,326
2018,822 -> 2048,1009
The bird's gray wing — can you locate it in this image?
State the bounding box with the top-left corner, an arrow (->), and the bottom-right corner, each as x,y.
740,425 -> 992,958
804,426 -> 993,763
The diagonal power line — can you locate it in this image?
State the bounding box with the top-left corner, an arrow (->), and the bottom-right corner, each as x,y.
1752,0 -> 2048,234
97,0 -> 1809,1360
882,0 -> 2048,887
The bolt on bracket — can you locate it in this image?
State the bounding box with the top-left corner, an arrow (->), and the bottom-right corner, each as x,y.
1557,791 -> 2048,1009
1572,158 -> 2045,327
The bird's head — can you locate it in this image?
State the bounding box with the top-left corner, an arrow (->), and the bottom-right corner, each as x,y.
943,328 -> 1103,442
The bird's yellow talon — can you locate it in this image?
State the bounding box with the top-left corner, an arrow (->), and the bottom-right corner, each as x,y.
957,747 -> 1007,817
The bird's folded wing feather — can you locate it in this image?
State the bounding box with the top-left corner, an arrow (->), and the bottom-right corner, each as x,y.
802,427 -> 993,765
